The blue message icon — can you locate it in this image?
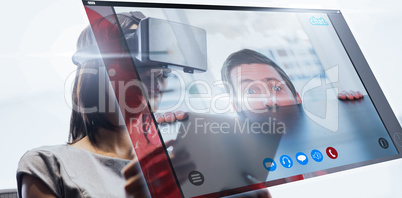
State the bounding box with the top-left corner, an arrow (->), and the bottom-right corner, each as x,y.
263,158 -> 276,171
296,152 -> 308,165
280,155 -> 293,168
311,149 -> 323,162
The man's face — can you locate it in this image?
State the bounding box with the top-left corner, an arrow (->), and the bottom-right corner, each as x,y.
230,63 -> 297,112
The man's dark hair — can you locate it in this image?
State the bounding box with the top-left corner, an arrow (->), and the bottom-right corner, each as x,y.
221,49 -> 297,97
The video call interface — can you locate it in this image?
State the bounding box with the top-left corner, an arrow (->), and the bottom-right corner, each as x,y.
85,3 -> 399,197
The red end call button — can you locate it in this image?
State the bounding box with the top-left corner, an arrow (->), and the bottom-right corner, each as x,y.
326,147 -> 338,159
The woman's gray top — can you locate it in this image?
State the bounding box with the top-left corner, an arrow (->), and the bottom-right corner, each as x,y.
16,145 -> 131,198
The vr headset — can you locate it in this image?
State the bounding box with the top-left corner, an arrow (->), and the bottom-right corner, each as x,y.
72,12 -> 208,74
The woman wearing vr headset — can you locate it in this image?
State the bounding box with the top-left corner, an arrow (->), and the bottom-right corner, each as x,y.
17,11 -> 192,198
16,8 -> 272,197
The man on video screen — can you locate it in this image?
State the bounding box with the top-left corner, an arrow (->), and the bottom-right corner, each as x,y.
221,49 -> 362,117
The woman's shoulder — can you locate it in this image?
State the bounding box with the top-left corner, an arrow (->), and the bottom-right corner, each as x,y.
17,144 -> 94,182
18,144 -> 67,165
18,144 -> 73,165
22,144 -> 69,154
17,144 -> 72,180
19,144 -> 131,166
17,145 -> 70,197
17,144 -> 131,197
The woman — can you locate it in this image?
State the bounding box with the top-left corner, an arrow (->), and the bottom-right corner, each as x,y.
17,11 -> 189,198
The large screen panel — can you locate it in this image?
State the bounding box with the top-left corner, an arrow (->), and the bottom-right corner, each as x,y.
81,1 -> 402,197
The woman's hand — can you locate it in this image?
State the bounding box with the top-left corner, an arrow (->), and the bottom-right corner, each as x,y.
122,157 -> 148,197
170,146 -> 196,185
122,140 -> 195,197
337,90 -> 363,100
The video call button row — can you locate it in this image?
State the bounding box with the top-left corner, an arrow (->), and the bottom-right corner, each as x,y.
263,147 -> 338,171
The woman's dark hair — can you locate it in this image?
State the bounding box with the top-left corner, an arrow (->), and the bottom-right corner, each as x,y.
221,49 -> 297,97
69,13 -> 141,147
